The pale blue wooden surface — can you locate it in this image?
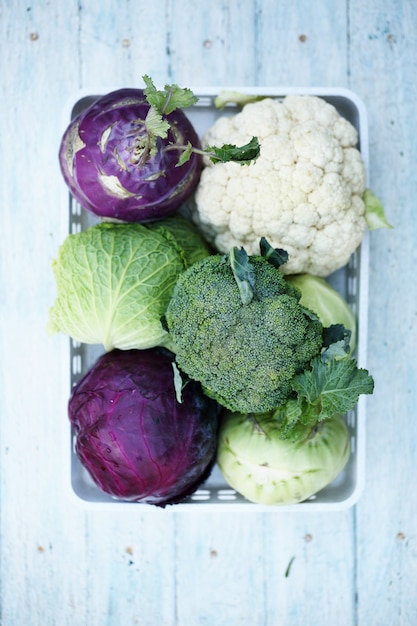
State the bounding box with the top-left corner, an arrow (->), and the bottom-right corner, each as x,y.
1,1 -> 416,624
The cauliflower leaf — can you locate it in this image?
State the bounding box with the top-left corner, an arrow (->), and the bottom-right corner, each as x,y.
363,188 -> 393,230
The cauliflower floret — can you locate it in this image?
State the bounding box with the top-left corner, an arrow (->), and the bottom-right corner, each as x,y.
290,121 -> 344,170
192,94 -> 367,277
342,147 -> 367,194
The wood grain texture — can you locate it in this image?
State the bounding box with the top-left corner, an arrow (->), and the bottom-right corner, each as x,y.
254,0 -> 349,86
0,1 -> 415,625
167,0 -> 258,86
349,1 -> 417,624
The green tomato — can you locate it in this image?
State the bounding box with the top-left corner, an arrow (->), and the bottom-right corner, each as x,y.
287,274 -> 357,352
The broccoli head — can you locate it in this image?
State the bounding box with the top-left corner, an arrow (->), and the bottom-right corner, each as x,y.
165,244 -> 324,414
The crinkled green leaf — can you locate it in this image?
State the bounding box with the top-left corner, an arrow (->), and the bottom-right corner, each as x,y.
291,356 -> 374,422
142,74 -> 198,115
321,324 -> 352,361
321,338 -> 351,362
144,106 -> 170,140
48,222 -> 186,351
146,213 -> 211,267
206,136 -> 260,165
272,400 -> 302,440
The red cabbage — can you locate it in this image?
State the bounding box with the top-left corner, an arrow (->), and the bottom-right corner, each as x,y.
59,88 -> 202,222
68,348 -> 219,506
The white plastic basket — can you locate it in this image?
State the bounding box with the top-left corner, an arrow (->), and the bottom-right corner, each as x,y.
62,87 -> 369,511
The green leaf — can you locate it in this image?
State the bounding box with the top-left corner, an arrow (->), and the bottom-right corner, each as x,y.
273,399 -> 318,440
291,356 -> 374,422
142,77 -> 260,166
363,188 -> 393,230
206,136 -> 260,165
214,90 -> 266,110
142,74 -> 198,115
273,400 -> 302,439
259,238 -> 289,268
162,84 -> 199,114
146,213 -> 211,267
144,106 -> 170,140
321,324 -> 352,361
321,339 -> 351,362
176,141 -> 194,167
47,222 -> 186,351
299,305 -> 321,324
142,75 -> 163,108
322,324 -> 350,347
229,247 -> 256,305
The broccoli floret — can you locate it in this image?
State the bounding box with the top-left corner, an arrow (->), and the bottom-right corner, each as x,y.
165,248 -> 324,414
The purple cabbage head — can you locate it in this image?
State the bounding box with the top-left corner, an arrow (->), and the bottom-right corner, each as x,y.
59,88 -> 202,222
68,348 -> 219,506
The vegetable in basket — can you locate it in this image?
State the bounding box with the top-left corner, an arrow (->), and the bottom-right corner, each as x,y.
191,92 -> 391,276
47,216 -> 210,351
217,413 -> 351,506
217,335 -> 374,505
164,240 -> 325,414
59,76 -> 260,223
68,348 -> 219,506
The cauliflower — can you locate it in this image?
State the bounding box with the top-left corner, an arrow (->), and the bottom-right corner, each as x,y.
192,95 -> 367,277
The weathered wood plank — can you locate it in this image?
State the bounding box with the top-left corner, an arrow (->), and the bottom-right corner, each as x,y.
74,510 -> 177,625
167,0 -> 258,86
262,512 -> 356,625
175,512 -> 267,625
0,0 -> 86,623
348,1 -> 417,624
255,0 -> 349,86
78,0 -> 170,87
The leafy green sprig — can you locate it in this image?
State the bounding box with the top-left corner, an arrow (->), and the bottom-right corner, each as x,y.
176,136 -> 260,167
274,325 -> 374,440
139,75 -> 260,167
